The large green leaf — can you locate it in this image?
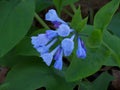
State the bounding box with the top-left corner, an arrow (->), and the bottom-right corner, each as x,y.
13,37 -> 39,57
65,44 -> 111,82
79,72 -> 113,90
65,25 -> 112,82
92,72 -> 113,90
103,30 -> 120,65
108,12 -> 120,37
35,0 -> 53,12
0,60 -> 75,90
0,0 -> 35,57
94,0 -> 120,31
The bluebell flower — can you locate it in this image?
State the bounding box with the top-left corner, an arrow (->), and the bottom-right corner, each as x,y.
57,24 -> 71,37
46,30 -> 58,39
45,9 -> 66,27
61,35 -> 75,56
76,37 -> 86,59
31,34 -> 51,48
54,48 -> 63,70
37,38 -> 57,54
41,45 -> 60,66
52,21 -> 62,28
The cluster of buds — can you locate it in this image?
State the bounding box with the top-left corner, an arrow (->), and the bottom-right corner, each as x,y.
31,9 -> 86,70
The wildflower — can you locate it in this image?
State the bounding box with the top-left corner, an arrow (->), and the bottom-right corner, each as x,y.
76,37 -> 86,59
31,34 -> 50,48
57,24 -> 71,37
54,48 -> 63,70
37,38 -> 57,54
41,45 -> 60,66
61,35 -> 75,56
46,30 -> 58,39
45,9 -> 66,27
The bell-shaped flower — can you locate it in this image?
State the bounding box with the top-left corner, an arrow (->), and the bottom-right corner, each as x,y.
40,45 -> 60,66
46,30 -> 58,39
31,34 -> 50,48
45,9 -> 66,27
61,35 -> 75,56
76,37 -> 86,59
54,48 -> 63,70
57,24 -> 71,37
37,38 -> 57,54
52,21 -> 62,28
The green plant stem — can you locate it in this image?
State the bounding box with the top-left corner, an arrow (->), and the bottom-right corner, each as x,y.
34,12 -> 50,29
63,9 -> 73,17
89,8 -> 94,24
70,4 -> 76,13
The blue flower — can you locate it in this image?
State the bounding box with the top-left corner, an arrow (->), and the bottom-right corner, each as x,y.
54,48 -> 63,70
31,34 -> 51,48
46,30 -> 58,39
52,21 -> 62,28
41,45 -> 60,66
36,38 -> 57,54
57,24 -> 71,37
45,9 -> 66,27
61,35 -> 75,56
76,37 -> 86,59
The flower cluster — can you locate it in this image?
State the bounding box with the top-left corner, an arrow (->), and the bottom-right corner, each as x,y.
31,9 -> 86,70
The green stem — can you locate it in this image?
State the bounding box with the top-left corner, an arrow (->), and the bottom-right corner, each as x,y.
89,8 -> 94,24
70,4 -> 76,13
34,12 -> 50,29
63,9 -> 73,17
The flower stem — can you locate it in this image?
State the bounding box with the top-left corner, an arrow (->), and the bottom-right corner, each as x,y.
70,4 -> 76,13
34,12 -> 50,29
63,9 -> 73,17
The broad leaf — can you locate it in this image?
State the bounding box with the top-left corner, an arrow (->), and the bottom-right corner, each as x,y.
103,30 -> 120,65
35,0 -> 53,12
0,0 -> 35,57
0,60 -> 75,90
79,72 -> 113,90
108,12 -> 120,37
94,0 -> 120,31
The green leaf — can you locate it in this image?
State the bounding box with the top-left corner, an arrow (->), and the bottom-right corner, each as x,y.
92,72 -> 113,90
65,44 -> 111,82
79,72 -> 113,90
35,0 -> 53,12
108,12 -> 120,37
0,0 -> 35,57
13,37 -> 39,57
87,29 -> 103,48
71,7 -> 82,27
0,60 -> 75,90
79,81 -> 93,90
94,0 -> 120,31
103,30 -> 120,65
103,56 -> 118,66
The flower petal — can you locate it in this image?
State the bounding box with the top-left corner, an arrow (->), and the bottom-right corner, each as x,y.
45,9 -> 66,24
31,34 -> 50,48
41,53 -> 53,66
76,37 -> 86,59
54,49 -> 63,70
41,45 -> 60,66
57,24 -> 71,37
46,30 -> 58,39
61,38 -> 74,56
